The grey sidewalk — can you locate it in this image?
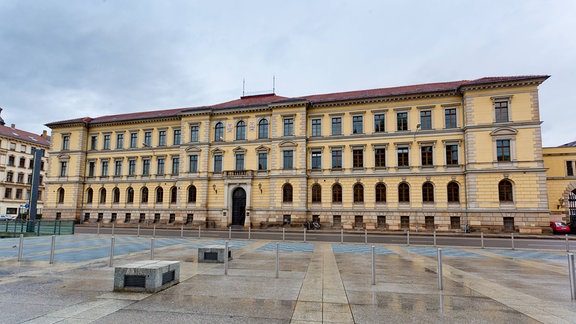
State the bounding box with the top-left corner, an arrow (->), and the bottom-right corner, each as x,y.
0,235 -> 575,323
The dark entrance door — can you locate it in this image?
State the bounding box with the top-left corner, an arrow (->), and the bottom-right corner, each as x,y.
232,187 -> 246,226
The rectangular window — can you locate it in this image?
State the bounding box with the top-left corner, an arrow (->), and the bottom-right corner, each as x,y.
15,189 -> 23,199
353,149 -> 363,168
401,216 -> 410,229
158,130 -> 167,146
172,157 -> 179,175
421,146 -> 433,166
130,132 -> 138,148
332,149 -> 342,169
6,172 -> 12,182
189,155 -> 198,172
567,161 -> 574,177
311,151 -> 322,170
5,188 -> 11,199
352,116 -> 363,134
495,101 -> 509,123
445,108 -> 457,128
375,148 -> 386,167
103,134 -> 111,150
90,135 -> 98,150
142,159 -> 150,175
173,129 -> 181,145
450,216 -> 461,230
142,131 -> 151,147
397,112 -> 408,131
446,144 -> 459,165
258,153 -> 268,170
116,133 -> 124,149
311,118 -> 322,136
101,160 -> 109,176
17,173 -> 24,183
114,160 -> 122,176
283,118 -> 294,136
235,154 -> 245,171
397,147 -> 409,167
60,161 -> 68,177
374,114 -> 386,133
331,117 -> 342,135
128,159 -> 136,176
496,140 -> 511,162
88,161 -> 95,177
420,111 -> 432,130
62,135 -> 70,150
214,155 -> 222,173
283,150 -> 293,169
157,158 -> 165,175
190,125 -> 199,142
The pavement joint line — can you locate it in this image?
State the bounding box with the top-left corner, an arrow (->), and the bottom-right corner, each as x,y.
386,245 -> 576,323
462,248 -> 568,275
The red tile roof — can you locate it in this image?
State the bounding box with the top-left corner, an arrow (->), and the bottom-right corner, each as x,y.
46,75 -> 549,128
0,124 -> 50,146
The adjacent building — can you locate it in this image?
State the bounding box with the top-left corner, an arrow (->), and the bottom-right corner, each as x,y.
0,109 -> 50,217
44,75 -> 550,233
543,141 -> 576,223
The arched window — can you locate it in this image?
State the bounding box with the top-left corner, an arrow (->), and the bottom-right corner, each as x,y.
170,186 -> 177,203
375,183 -> 386,203
311,184 -> 322,203
99,188 -> 107,204
141,187 -> 149,203
86,188 -> 93,204
422,182 -> 434,202
113,187 -> 120,203
126,187 -> 134,203
188,185 -> 197,203
215,122 -> 224,141
398,182 -> 410,202
353,183 -> 364,203
156,187 -> 164,203
258,119 -> 269,139
447,182 -> 460,202
57,188 -> 65,204
498,179 -> 513,202
236,121 -> 246,140
332,183 -> 342,203
283,184 -> 293,202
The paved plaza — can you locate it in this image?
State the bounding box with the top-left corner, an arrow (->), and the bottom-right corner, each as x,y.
1,234 -> 576,323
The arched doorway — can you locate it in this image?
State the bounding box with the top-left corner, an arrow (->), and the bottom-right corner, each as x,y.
232,187 -> 246,226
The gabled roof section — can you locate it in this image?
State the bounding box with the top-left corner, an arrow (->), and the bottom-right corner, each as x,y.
208,93 -> 291,110
0,124 -> 50,146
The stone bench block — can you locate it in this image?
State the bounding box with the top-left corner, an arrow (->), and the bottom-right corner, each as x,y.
114,260 -> 180,293
198,245 -> 232,263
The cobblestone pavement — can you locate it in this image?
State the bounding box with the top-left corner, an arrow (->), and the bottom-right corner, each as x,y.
1,234 -> 575,323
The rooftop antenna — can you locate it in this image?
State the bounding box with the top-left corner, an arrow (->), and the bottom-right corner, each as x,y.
273,75 -> 276,94
242,78 -> 246,96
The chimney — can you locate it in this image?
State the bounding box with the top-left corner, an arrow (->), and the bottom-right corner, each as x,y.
41,130 -> 48,139
11,124 -> 15,129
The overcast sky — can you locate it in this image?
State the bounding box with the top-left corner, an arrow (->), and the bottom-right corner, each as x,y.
1,0 -> 574,146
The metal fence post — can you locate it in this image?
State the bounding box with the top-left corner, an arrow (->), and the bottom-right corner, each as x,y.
229,226 -> 232,240
433,230 -> 437,247
248,226 -> 251,240
17,234 -> 23,262
275,242 -> 279,279
481,232 -> 485,249
224,241 -> 229,276
150,238 -> 155,260
109,237 -> 115,267
282,228 -> 285,241
181,223 -> 184,238
511,233 -> 515,250
97,222 -> 100,236
568,253 -> 576,300
304,228 -> 307,243
153,224 -> 156,238
49,235 -> 56,264
566,234 -> 570,252
437,248 -> 443,290
407,231 -> 410,246
137,223 -> 140,237
198,226 -> 201,239
112,223 -> 115,236
364,229 -> 368,245
341,228 -> 344,244
371,245 -> 376,285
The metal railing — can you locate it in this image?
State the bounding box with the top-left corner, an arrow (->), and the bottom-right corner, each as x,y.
1,220 -> 75,237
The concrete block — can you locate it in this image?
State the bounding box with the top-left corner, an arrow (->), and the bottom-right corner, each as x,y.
114,260 -> 180,293
198,245 -> 232,263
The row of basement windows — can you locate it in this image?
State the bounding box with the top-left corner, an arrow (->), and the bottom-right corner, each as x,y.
62,100 -> 511,152
281,179 -> 514,203
83,212 -> 195,224
54,179 -> 515,205
63,139 -> 511,178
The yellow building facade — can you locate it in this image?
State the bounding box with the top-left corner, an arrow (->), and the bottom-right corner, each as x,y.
543,143 -> 576,223
44,75 -> 550,233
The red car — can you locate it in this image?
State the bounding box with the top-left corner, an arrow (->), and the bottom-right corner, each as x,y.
550,221 -> 571,234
